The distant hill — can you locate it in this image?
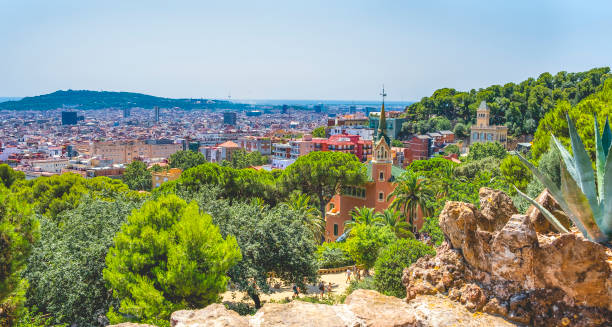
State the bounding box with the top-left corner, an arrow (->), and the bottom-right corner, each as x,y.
0,97 -> 22,103
0,90 -> 245,110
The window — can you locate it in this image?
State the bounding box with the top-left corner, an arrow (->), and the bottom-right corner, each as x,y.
329,203 -> 335,211
378,192 -> 384,202
379,171 -> 384,181
333,224 -> 338,236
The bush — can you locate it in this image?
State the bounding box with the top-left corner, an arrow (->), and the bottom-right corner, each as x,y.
345,277 -> 376,296
316,242 -> 354,269
103,195 -> 241,323
374,239 -> 435,298
419,216 -> 445,246
467,142 -> 507,161
345,225 -> 396,271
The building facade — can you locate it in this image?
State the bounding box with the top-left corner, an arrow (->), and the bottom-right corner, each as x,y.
90,140 -> 182,164
470,101 -> 508,148
152,168 -> 182,188
369,111 -> 406,141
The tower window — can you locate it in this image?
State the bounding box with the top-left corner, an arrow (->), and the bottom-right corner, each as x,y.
333,224 -> 338,236
378,192 -> 384,202
379,171 -> 384,181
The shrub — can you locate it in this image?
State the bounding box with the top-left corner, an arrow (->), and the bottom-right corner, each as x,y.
316,242 -> 354,269
374,239 -> 435,298
345,225 -> 396,271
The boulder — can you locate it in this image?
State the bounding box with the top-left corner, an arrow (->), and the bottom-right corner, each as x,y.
478,187 -> 517,231
525,189 -> 572,233
171,304 -> 249,327
344,289 -> 415,326
250,301 -> 355,327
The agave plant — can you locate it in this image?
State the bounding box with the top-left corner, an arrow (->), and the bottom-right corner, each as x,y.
516,114 -> 612,243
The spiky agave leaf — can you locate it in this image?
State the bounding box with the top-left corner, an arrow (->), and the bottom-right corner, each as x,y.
514,186 -> 569,233
559,163 -> 607,242
599,137 -> 612,237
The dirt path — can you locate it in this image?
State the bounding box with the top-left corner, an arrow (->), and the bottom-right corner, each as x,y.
221,272 -> 354,304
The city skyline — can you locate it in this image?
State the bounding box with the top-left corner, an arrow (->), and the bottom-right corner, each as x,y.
1,1 -> 611,101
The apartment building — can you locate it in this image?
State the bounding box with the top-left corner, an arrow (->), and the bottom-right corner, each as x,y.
152,168 -> 182,188
90,139 -> 182,164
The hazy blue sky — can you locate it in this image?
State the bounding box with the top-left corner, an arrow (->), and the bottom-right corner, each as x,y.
1,0 -> 611,101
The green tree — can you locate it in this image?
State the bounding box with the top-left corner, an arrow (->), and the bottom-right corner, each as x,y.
531,79 -> 612,159
284,192 -> 324,242
224,149 -> 268,169
0,184 -> 38,326
103,195 -> 241,323
500,155 -> 532,192
312,126 -> 326,138
194,194 -> 318,309
443,144 -> 460,155
168,150 -> 207,171
374,239 -> 435,297
122,161 -> 152,191
0,164 -> 25,188
453,123 -> 468,138
376,208 -> 414,239
23,197 -> 141,326
345,224 -> 396,273
467,142 -> 507,161
315,242 -> 354,269
344,206 -> 380,235
387,171 -> 434,232
282,151 -> 367,218
391,139 -> 403,147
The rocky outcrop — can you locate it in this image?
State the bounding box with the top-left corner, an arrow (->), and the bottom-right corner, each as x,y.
404,187 -> 612,326
156,289 -> 515,327
525,189 -> 571,233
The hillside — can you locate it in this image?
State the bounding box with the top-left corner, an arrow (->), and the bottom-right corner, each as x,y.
402,67 -> 611,137
0,90 -> 246,110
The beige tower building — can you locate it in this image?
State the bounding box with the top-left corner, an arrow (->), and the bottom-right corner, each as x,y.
470,101 -> 508,148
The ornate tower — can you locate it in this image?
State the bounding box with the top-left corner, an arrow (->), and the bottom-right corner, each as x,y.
476,100 -> 490,128
372,86 -> 392,185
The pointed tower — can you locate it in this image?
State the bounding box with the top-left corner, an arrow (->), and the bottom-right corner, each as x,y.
476,100 -> 490,128
372,86 -> 392,185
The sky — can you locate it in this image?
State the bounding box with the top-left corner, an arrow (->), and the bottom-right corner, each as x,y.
1,0 -> 611,101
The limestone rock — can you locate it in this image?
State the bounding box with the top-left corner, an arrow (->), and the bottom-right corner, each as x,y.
525,189 -> 572,233
459,283 -> 487,311
407,295 -> 516,327
478,187 -> 517,231
171,303 -> 248,327
344,289 -> 415,327
250,301 -> 356,327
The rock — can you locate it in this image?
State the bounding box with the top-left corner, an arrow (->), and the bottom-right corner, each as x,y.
536,232 -> 612,311
459,283 -> 487,312
478,187 -> 517,231
489,215 -> 541,289
525,189 -> 571,233
171,303 -> 248,327
482,298 -> 508,316
407,295 -> 517,327
108,324 -> 157,327
344,289 -> 415,327
250,300 -> 356,327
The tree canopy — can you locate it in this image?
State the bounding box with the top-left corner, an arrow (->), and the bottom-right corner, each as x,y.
168,150 -> 207,171
122,161 -> 152,191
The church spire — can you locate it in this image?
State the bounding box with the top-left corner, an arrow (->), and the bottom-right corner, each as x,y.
378,85 -> 389,144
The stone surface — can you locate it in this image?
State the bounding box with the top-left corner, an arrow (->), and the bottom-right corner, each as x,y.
171,304 -> 249,327
344,289 -> 415,327
109,324 -> 157,327
250,301 -> 355,327
404,188 -> 612,326
525,189 -> 571,233
478,187 -> 517,231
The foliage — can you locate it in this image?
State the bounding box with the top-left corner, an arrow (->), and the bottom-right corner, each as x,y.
103,195 -> 241,322
537,146 -> 562,187
157,162 -> 283,205
517,113 -> 612,243
419,216 -> 445,246
344,206 -> 379,235
122,161 -> 152,191
500,155 -> 532,192
453,122 -> 468,138
532,79 -> 612,159
374,239 -> 435,297
344,277 -> 376,296
14,174 -> 136,219
391,139 -> 403,147
376,209 -> 414,239
315,242 -> 354,269
388,170 -> 434,230
189,191 -> 319,309
0,164 -> 25,188
283,192 -> 324,242
23,197 -> 141,326
282,151 -> 367,218
345,224 -> 396,271
443,144 -> 460,155
168,150 -> 207,171
312,126 -> 326,138
454,157 -> 501,179
467,142 -> 507,161
0,184 -> 38,304
222,149 -> 268,169
224,302 -> 256,316
405,67 -> 611,136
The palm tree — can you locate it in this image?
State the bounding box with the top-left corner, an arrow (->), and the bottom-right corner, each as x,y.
285,192 -> 324,242
376,208 -> 414,239
387,170 -> 434,233
343,206 -> 382,235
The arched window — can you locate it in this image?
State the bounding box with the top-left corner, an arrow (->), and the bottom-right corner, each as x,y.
379,171 -> 384,181
378,192 -> 384,202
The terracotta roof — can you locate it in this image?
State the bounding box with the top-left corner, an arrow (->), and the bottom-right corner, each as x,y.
218,141 -> 239,148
